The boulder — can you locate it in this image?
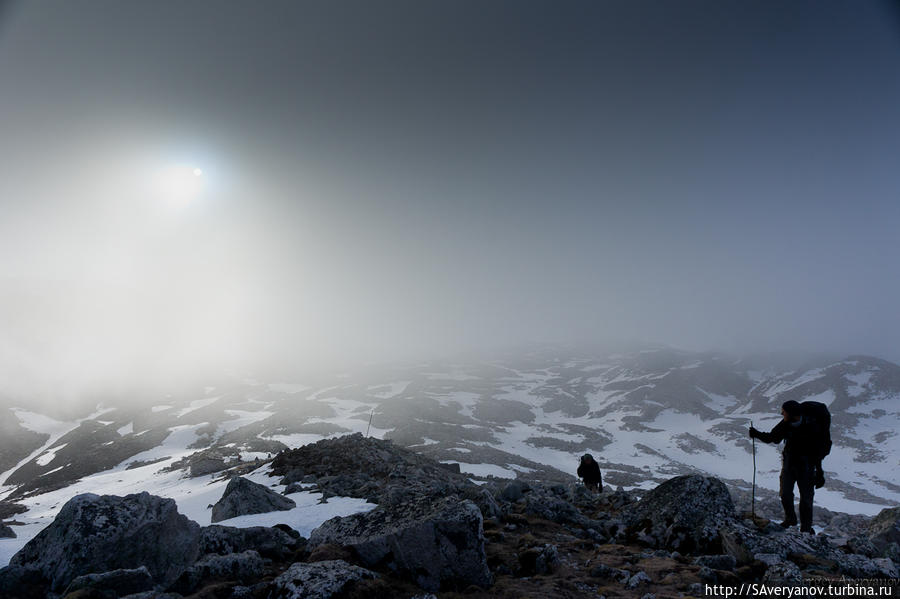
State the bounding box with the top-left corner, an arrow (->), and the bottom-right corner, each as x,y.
721,522 -> 897,579
268,560 -> 377,599
628,475 -> 735,553
500,480 -> 529,502
309,496 -> 491,592
211,476 -> 296,523
867,506 -> 900,558
523,489 -> 585,526
199,524 -> 306,560
762,560 -> 802,585
63,566 -> 154,596
8,492 -> 200,592
462,486 -> 503,521
0,564 -> 48,599
517,544 -> 559,576
0,522 -> 15,539
170,550 -> 265,594
189,456 -> 228,477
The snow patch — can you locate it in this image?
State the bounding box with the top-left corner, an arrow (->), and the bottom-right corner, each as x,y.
35,444 -> 67,467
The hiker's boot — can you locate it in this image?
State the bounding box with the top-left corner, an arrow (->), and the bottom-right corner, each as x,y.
779,518 -> 798,529
800,526 -> 815,535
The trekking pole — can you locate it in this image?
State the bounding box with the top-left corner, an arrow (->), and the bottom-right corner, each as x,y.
366,408 -> 375,438
751,419 -> 757,518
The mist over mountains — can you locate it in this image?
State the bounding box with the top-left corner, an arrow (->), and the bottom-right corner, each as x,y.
2,346 -> 898,518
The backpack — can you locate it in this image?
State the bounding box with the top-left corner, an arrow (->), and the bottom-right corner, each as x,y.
800,401 -> 832,461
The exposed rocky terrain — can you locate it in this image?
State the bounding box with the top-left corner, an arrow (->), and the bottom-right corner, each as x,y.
0,434 -> 898,598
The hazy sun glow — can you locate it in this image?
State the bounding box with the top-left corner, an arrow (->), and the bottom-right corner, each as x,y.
156,164 -> 205,202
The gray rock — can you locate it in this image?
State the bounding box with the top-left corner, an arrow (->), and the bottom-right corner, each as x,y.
500,480 -> 529,502
0,501 -> 28,520
0,564 -> 49,598
589,563 -> 630,581
693,554 -> 737,571
762,560 -> 802,585
268,560 -> 377,599
522,485 -> 587,527
211,476 -> 296,523
462,486 -> 503,520
867,506 -> 900,558
310,496 -> 491,592
518,543 -> 559,576
64,566 -> 154,596
626,570 -> 651,589
189,456 -> 228,477
722,522 -> 896,578
8,492 -> 200,592
628,475 -> 735,553
0,522 -> 15,539
199,524 -> 305,559
845,534 -> 879,557
754,553 -> 783,567
171,550 -> 265,594
697,566 -> 717,583
872,558 -> 899,578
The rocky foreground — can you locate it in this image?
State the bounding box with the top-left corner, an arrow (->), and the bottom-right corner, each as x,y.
1,433 -> 899,598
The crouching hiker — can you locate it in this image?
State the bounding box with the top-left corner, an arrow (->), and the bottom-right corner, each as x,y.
749,400 -> 831,534
577,454 -> 602,493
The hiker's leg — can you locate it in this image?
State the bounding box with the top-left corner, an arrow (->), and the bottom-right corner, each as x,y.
779,461 -> 798,525
798,459 -> 815,531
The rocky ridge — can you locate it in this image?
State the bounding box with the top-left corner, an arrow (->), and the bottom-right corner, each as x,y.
0,434 -> 897,598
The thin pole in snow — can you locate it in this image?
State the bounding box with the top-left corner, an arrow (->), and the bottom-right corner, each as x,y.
751,419 -> 757,518
366,408 -> 375,438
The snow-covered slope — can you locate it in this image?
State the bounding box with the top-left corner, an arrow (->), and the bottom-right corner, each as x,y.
2,348 -> 899,566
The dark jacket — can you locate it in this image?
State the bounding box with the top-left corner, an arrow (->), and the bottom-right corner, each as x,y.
577,459 -> 602,485
754,417 -> 819,460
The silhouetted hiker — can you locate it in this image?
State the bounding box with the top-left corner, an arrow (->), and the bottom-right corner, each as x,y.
749,400 -> 829,534
577,454 -> 602,492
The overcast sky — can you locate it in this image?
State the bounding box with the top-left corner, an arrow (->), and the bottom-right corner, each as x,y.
1,1 -> 899,400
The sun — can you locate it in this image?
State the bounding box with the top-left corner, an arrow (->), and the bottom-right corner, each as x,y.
156,165 -> 205,202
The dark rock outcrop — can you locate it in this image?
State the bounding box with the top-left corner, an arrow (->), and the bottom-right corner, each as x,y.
866,506 -> 900,559
0,500 -> 28,520
309,495 -> 491,592
63,566 -> 154,596
5,423 -> 170,500
0,522 -> 15,538
211,476 -> 296,523
7,491 -> 200,592
721,521 -> 899,579
170,550 -> 265,594
0,564 -> 48,599
271,433 -> 477,505
0,409 -> 49,474
199,524 -> 306,560
268,560 -> 378,599
628,474 -> 736,553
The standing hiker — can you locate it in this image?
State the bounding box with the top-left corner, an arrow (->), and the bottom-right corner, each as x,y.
577,454 -> 602,493
749,400 -> 831,534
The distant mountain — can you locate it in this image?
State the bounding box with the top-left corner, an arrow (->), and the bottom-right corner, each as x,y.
2,347 -> 899,565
